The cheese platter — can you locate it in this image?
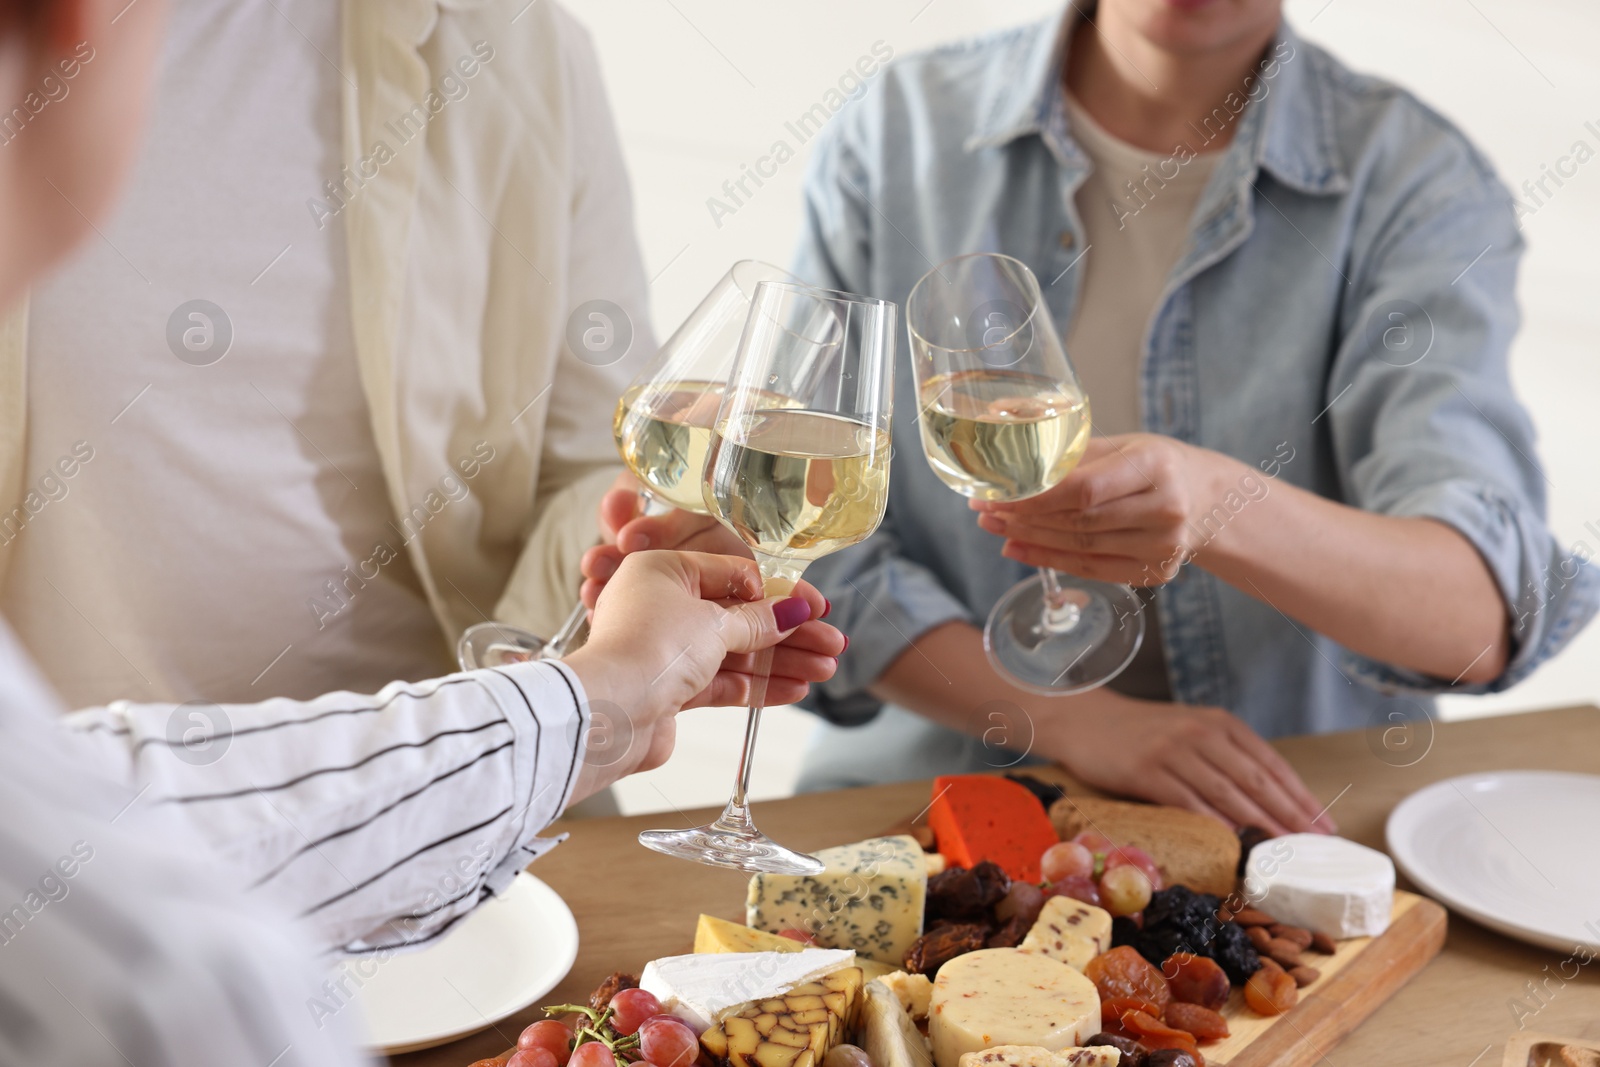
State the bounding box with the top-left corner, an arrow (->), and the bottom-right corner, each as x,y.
461,773 -> 1446,1067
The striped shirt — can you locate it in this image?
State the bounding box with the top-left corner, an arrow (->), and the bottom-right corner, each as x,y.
0,620 -> 587,1065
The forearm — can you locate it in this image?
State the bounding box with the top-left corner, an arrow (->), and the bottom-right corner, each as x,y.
868,619 -> 1144,749
1195,452 -> 1511,684
63,663 -> 585,955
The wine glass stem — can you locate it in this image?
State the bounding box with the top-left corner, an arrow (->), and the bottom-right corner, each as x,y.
1039,567 -> 1084,634
713,567 -> 794,833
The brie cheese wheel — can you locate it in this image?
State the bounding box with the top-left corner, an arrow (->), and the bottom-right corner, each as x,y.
639,948 -> 855,1032
1243,833 -> 1395,938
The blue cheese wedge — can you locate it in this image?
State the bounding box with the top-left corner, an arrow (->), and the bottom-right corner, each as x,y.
640,949 -> 855,1032
1018,898 -> 1112,971
747,835 -> 927,965
928,949 -> 1100,1067
959,1046 -> 1122,1067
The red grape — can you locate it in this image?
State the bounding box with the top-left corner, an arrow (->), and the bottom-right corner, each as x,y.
639,1014 -> 699,1067
1103,844 -> 1163,890
1072,830 -> 1116,853
509,1050 -> 559,1067
1040,841 -> 1095,883
570,1042 -> 618,1067
609,988 -> 664,1036
1099,865 -> 1153,917
519,1020 -> 574,1063
1047,874 -> 1102,908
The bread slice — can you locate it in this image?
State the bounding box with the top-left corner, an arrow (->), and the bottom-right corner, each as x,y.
1048,796 -> 1240,897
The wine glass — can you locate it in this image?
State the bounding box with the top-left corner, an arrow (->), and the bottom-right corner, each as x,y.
907,253 -> 1144,695
638,281 -> 897,873
457,261 -> 799,671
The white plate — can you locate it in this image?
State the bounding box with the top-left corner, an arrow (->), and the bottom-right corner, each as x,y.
340,872 -> 580,1054
1386,770 -> 1600,954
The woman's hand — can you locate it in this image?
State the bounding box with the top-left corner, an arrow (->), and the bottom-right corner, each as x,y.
582,485 -> 751,608
972,434 -> 1248,585
1037,695 -> 1337,837
562,551 -> 844,797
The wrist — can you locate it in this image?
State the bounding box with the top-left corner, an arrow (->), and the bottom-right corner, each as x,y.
561,645 -> 658,802
1181,445 -> 1260,569
1029,686 -> 1143,774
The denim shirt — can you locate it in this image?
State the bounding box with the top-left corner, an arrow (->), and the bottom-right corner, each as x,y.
791,9 -> 1598,739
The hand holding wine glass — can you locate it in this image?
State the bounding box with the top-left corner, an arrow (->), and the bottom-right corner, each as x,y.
638,281 -> 897,873
907,252 -> 1144,695
457,261 -> 797,671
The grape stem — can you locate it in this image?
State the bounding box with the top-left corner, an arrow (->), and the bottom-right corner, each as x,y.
544,1004 -> 643,1066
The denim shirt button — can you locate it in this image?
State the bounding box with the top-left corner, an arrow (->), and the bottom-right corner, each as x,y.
1059,230 -> 1076,250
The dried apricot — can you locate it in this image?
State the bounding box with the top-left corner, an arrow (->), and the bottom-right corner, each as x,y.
1102,996 -> 1165,1027
1243,958 -> 1298,1015
1162,953 -> 1230,1011
1085,945 -> 1173,1011
1165,1001 -> 1231,1042
1120,1010 -> 1205,1065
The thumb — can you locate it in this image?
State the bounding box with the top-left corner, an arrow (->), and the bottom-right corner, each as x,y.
716,595 -> 814,655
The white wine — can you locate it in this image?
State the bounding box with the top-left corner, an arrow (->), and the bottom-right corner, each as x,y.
918,369 -> 1090,501
706,408 -> 889,567
614,380 -> 725,514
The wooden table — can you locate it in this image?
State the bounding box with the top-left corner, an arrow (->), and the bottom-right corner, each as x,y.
400,705 -> 1600,1067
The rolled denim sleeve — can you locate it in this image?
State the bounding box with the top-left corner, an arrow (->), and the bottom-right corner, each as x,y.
1327,164 -> 1599,692
789,105 -> 974,725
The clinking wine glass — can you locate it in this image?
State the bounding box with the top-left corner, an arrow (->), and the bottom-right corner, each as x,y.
638,281 -> 897,874
907,252 -> 1144,695
457,260 -> 800,671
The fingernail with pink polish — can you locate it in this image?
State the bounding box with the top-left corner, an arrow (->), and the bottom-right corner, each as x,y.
821,597 -> 832,619
772,596 -> 812,631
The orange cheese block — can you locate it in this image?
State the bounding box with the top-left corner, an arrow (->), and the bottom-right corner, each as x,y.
928,775 -> 1059,882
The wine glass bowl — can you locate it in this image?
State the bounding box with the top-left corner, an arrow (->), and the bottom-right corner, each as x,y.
907,253 -> 1144,696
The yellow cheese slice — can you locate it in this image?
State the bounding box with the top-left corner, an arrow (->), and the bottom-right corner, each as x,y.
928,949 -> 1100,1067
694,915 -> 899,980
1017,898 -> 1112,972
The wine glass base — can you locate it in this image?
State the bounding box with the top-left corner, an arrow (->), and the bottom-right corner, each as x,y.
457,622 -> 547,671
638,824 -> 824,874
984,574 -> 1144,696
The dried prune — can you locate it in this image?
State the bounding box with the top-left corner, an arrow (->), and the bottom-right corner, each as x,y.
925,861 -> 1009,923
903,921 -> 989,975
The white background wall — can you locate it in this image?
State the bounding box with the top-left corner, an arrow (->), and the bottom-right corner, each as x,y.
560,0 -> 1600,814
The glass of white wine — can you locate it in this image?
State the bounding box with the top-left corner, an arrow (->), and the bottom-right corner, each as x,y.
638,281 -> 897,873
457,261 -> 798,671
907,252 -> 1144,695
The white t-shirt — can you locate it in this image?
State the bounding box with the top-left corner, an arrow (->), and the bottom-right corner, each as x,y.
7,0 -> 451,707
1063,95 -> 1222,437
1062,96 -> 1223,702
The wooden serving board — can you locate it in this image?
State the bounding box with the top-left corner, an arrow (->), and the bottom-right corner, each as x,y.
1206,890 -> 1445,1066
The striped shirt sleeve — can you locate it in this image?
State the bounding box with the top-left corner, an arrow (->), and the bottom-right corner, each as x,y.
62,661 -> 589,956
